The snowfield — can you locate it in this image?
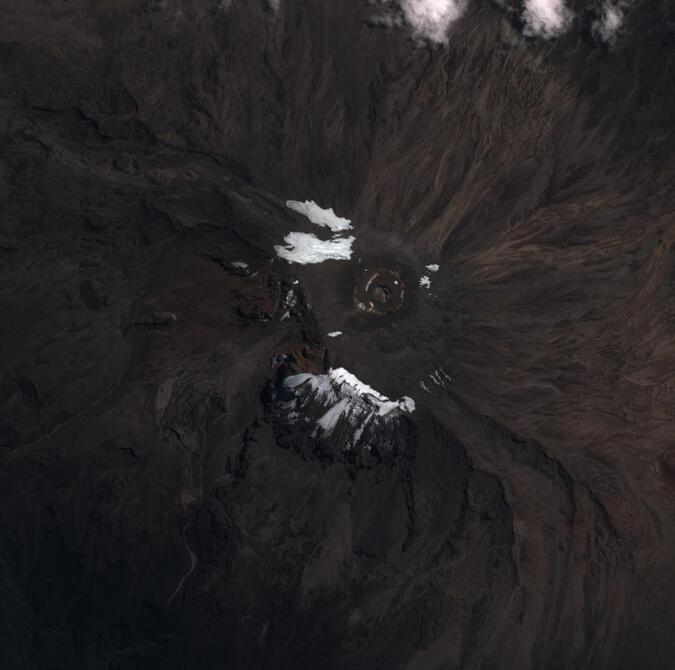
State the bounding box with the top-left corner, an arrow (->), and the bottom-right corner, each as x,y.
286,200 -> 353,233
276,199 -> 355,264
274,232 -> 355,264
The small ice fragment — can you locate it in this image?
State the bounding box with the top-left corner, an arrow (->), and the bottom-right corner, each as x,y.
419,276 -> 431,288
426,264 -> 439,273
231,261 -> 248,268
327,331 -> 343,337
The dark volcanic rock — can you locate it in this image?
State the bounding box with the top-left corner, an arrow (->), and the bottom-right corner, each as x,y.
1,1 -> 675,669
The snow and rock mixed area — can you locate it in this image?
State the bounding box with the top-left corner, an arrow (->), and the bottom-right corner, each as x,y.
283,367 -> 415,449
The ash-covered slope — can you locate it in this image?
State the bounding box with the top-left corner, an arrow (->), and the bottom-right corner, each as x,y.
1,1 -> 675,669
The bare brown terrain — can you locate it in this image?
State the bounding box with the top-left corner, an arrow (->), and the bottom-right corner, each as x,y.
1,1 -> 675,668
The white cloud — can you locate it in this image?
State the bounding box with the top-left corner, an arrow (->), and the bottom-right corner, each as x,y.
522,0 -> 573,38
400,0 -> 467,43
593,1 -> 629,42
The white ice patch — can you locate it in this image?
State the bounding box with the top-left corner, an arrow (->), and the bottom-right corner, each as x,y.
275,232 -> 354,265
277,199 -> 355,265
286,200 -> 353,233
231,261 -> 248,269
327,331 -> 343,337
523,0 -> 572,38
401,0 -> 467,43
419,262 -> 439,289
284,367 -> 415,448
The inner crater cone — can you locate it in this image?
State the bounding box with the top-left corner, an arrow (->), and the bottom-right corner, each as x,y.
353,268 -> 405,315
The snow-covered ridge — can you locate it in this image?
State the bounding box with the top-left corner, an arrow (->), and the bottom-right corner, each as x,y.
284,367 -> 415,448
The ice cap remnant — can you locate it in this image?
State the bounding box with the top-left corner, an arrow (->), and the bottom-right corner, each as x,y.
274,232 -> 354,264
286,200 -> 353,233
276,199 -> 355,264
